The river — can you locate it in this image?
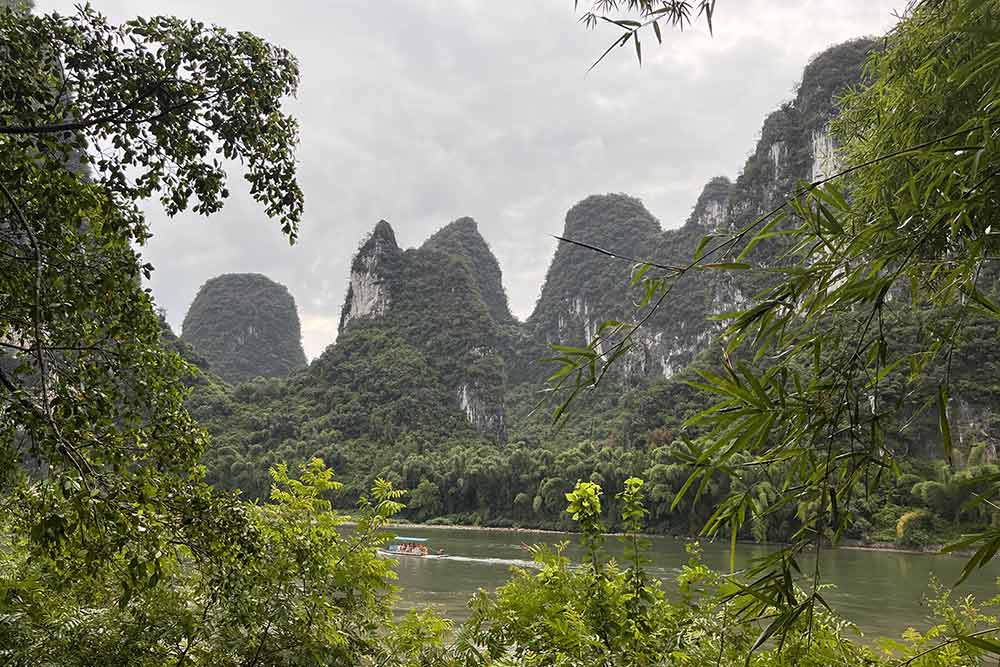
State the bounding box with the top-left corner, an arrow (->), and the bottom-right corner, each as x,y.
387,525 -> 1000,640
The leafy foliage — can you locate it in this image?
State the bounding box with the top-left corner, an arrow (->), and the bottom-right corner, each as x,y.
0,1 -> 300,586
5,0 -> 1000,664
545,0 -> 1000,655
0,5 -> 430,665
459,477 -> 998,667
575,0 -> 716,69
0,6 -> 302,235
670,0 -> 1000,620
0,460 -> 416,665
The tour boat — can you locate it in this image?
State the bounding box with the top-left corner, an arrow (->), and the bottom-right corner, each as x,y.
379,536 -> 443,558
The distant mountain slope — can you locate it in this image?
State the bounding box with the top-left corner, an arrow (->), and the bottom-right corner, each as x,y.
190,38 -> 882,449
423,217 -> 515,325
181,273 -> 307,384
333,218 -> 509,442
526,192 -> 736,384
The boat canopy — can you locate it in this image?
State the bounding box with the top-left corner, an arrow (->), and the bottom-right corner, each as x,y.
392,536 -> 429,542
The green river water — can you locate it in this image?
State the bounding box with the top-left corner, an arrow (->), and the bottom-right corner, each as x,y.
388,526 -> 1000,641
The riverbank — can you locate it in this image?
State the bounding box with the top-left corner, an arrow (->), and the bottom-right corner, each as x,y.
371,520 -> 970,558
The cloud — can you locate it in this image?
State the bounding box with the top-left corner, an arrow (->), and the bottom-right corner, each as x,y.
36,0 -> 905,360
300,314 -> 342,362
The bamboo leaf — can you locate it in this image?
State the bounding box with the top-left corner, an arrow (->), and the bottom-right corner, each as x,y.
693,234 -> 716,262
960,635 -> 1000,655
630,262 -> 652,286
938,384 -> 953,466
700,262 -> 751,270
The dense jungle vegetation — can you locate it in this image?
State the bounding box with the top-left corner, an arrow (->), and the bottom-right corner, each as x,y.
2,0 -> 1000,665
191,350 -> 1000,549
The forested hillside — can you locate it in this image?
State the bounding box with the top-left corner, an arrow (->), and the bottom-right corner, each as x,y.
181,273 -> 307,384
184,37 -> 1000,546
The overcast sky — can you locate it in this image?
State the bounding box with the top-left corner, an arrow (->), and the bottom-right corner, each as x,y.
38,0 -> 904,359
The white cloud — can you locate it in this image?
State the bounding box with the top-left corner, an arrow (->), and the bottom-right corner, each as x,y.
300,315 -> 342,362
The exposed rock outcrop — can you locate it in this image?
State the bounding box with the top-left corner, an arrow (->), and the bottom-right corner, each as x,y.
810,125 -> 840,181
456,347 -> 508,443
689,177 -> 734,232
340,220 -> 401,331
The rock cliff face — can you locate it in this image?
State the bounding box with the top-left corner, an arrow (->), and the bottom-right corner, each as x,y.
339,220 -> 401,331
524,39 -> 877,385
181,273 -> 307,384
689,176 -> 733,231
811,126 -> 840,181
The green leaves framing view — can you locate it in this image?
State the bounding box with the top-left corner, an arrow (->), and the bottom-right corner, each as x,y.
2,0 -> 1000,665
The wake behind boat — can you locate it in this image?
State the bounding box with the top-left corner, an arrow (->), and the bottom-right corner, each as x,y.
378,537 -> 542,568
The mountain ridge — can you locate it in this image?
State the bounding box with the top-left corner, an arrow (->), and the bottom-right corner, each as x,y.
186,37 -> 941,452
179,36 -> 1000,543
